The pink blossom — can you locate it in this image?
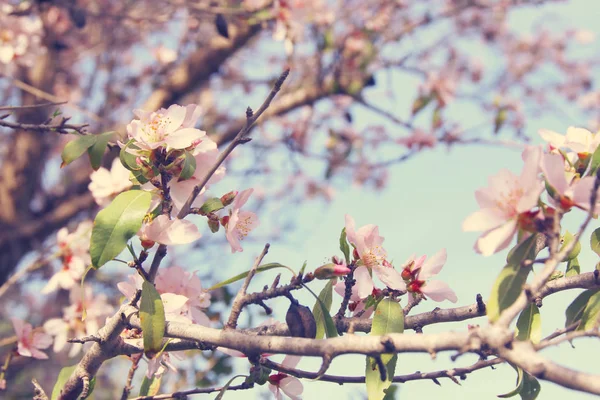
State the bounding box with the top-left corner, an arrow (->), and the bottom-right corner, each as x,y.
225,189 -> 260,253
126,104 -> 206,151
139,215 -> 201,246
344,215 -> 404,298
400,249 -> 457,303
539,127 -> 600,156
268,355 -> 303,400
333,283 -> 375,318
463,147 -> 543,256
88,158 -> 132,206
11,318 -> 52,360
541,153 -> 599,211
44,286 -> 113,357
43,221 -> 93,294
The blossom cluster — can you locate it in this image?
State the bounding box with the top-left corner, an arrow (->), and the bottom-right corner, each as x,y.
463,127 -> 600,256
0,4 -> 45,70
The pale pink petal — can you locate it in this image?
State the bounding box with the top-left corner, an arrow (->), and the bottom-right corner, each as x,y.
421,280 -> 457,303
462,208 -> 506,232
334,281 -> 361,302
419,249 -> 447,280
161,219 -> 202,245
17,342 -> 32,357
475,220 -> 518,256
11,318 -> 26,337
32,332 -> 53,349
181,104 -> 203,128
164,128 -> 205,149
542,153 -> 569,195
163,104 -> 187,133
572,177 -> 597,209
474,188 -> 497,209
280,376 -> 303,399
217,347 -> 246,358
268,383 -> 283,400
233,188 -> 254,210
519,146 -> 542,188
373,265 -> 405,291
539,129 -> 565,148
160,293 -> 189,313
344,214 -> 358,246
354,266 -> 374,299
282,355 -> 302,369
516,185 -> 543,213
29,347 -> 49,360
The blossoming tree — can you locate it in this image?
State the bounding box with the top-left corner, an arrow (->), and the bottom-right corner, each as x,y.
2,1 -> 600,399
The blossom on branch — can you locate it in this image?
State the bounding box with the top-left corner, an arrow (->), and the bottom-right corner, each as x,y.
463,146 -> 543,256
138,215 -> 202,247
225,188 -> 260,253
42,221 -> 93,294
344,214 -> 404,298
268,355 -> 303,400
88,158 -> 132,206
11,318 -> 52,360
126,104 -> 205,151
400,249 -> 457,303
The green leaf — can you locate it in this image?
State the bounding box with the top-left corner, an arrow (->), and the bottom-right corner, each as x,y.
366,355 -> 397,400
139,375 -> 162,396
565,289 -> 600,328
498,365 -> 541,400
506,234 -> 542,265
208,263 -> 295,290
90,190 -> 151,268
520,371 -> 541,400
371,299 -> 404,365
312,280 -> 334,339
51,365 -> 77,400
140,280 -> 165,353
591,228 -> 600,257
302,283 -> 338,338
199,197 -> 225,215
87,131 -> 115,170
215,375 -> 247,400
515,304 -> 541,344
577,290 -> 600,331
365,299 -> 403,400
339,227 -> 351,264
566,257 -> 580,277
587,143 -> 600,177
488,235 -> 542,322
487,263 -> 531,322
498,365 -> 523,398
61,134 -> 98,167
559,230 -> 580,262
119,139 -> 141,171
299,260 -> 307,276
178,150 -> 196,181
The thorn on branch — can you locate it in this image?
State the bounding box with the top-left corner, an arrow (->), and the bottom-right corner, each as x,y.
246,107 -> 253,119
432,377 -> 441,386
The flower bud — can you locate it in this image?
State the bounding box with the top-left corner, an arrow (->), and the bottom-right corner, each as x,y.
207,218 -> 220,233
220,191 -> 238,207
140,239 -> 155,249
314,263 -> 351,280
401,268 -> 412,281
220,215 -> 230,227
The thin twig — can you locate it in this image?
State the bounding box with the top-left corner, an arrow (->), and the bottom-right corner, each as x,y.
0,101 -> 67,111
226,243 -> 271,329
120,355 -> 141,400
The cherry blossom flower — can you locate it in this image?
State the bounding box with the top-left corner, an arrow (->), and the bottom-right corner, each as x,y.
126,104 -> 206,151
400,249 -> 457,303
11,318 -> 52,360
138,215 -> 201,247
0,6 -> 44,68
539,126 -> 600,157
43,221 -> 93,294
344,215 -> 404,298
119,266 -> 212,326
44,286 -> 113,357
463,146 -> 543,256
268,355 -> 303,400
541,153 -> 599,211
225,189 -> 260,253
88,158 -> 132,206
333,282 -> 375,319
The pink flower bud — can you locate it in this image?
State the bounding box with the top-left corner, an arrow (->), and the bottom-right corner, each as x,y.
314,263 -> 351,280
220,190 -> 238,207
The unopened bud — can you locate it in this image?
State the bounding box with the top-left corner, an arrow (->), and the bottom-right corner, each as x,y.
207,218 -> 220,233
220,215 -> 230,227
314,263 -> 351,280
332,255 -> 343,265
401,268 -> 412,281
140,239 -> 155,249
352,248 -> 360,261
220,190 -> 238,207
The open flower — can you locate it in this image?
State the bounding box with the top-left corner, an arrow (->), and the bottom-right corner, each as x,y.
539,126 -> 600,156
542,153 -> 599,211
139,215 -> 201,247
88,158 -> 132,206
11,318 -> 52,360
126,104 -> 206,151
225,188 -> 260,253
268,355 -> 303,400
400,249 -> 457,303
344,215 -> 404,298
463,147 -> 543,256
